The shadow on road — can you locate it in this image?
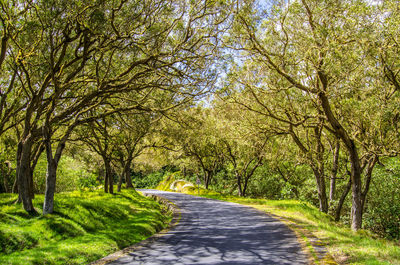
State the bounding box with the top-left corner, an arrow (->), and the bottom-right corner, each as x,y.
110,190 -> 308,265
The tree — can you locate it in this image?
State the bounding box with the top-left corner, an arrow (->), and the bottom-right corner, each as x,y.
78,116 -> 120,194
230,0 -> 395,229
113,112 -> 158,191
216,100 -> 269,197
2,0 -> 233,213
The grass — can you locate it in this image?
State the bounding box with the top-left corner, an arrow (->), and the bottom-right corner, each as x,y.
0,188 -> 172,265
157,174 -> 400,265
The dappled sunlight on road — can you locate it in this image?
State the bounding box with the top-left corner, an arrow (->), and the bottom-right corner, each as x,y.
110,190 -> 308,265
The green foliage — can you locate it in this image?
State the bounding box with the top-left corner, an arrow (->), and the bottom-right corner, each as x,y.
0,189 -> 171,264
132,171 -> 166,189
363,158 -> 400,240
33,155 -> 98,193
207,169 -> 236,194
77,171 -> 98,190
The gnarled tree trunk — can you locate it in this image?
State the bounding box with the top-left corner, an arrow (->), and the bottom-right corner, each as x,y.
329,141 -> 340,204
43,158 -> 57,215
236,172 -> 243,197
335,176 -> 351,222
16,137 -> 36,213
104,158 -> 113,194
318,92 -> 364,230
125,166 -> 133,189
312,167 -> 328,213
118,152 -> 134,191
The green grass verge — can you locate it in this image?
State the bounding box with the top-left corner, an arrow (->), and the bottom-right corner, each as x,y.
0,189 -> 172,265
157,173 -> 400,264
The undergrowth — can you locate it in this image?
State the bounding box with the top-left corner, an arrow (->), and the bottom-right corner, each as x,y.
0,189 -> 171,265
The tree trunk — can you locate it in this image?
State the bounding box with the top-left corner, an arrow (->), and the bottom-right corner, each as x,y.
360,156 -> 377,216
104,160 -> 113,194
242,177 -> 249,197
12,176 -> 18,194
236,172 -> 243,196
318,92 -> 363,230
16,138 -> 36,213
335,177 -> 351,222
109,174 -> 113,194
313,167 -> 329,213
43,159 -> 57,214
349,147 -> 363,230
104,172 -> 109,193
117,171 -> 123,192
289,124 -> 328,213
125,166 -> 133,188
204,170 -> 211,190
315,125 -> 328,213
28,167 -> 34,199
29,142 -> 44,200
124,156 -> 134,189
330,141 -> 340,203
1,163 -> 9,193
42,125 -> 68,215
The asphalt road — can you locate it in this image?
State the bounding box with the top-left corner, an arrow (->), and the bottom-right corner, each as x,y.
109,189 -> 308,265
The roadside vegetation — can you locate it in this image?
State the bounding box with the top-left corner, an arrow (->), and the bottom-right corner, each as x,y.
0,189 -> 171,265
156,172 -> 400,265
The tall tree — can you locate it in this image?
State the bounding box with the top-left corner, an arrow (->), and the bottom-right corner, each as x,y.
230,0 -> 396,229
3,0 -> 233,213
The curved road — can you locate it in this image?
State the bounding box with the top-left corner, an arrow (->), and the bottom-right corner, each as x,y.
109,190 -> 308,265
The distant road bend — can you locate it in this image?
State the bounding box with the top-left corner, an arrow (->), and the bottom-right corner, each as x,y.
109,189 -> 308,265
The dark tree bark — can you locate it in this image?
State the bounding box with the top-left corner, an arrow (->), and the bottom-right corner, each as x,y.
242,157 -> 263,197
330,140 -> 340,203
312,167 -> 328,213
12,176 -> 18,194
236,172 -> 243,197
1,161 -> 12,193
104,158 -> 113,194
28,142 -> 44,199
118,151 -> 134,192
314,125 -> 328,213
360,155 -> 378,216
16,137 -> 36,213
104,169 -> 109,193
289,123 -> 328,213
125,166 -> 134,189
193,152 -> 215,190
43,158 -> 57,215
203,170 -> 212,190
42,120 -> 74,214
318,92 -> 364,230
335,176 -> 351,222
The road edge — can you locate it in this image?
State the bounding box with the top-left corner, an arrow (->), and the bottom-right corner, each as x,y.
88,192 -> 181,265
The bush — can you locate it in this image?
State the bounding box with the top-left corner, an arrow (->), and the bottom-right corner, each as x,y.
77,171 -> 98,190
33,155 -> 97,193
132,171 -> 165,188
363,158 -> 400,240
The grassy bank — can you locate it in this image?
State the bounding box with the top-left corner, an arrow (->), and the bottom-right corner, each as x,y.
157,173 -> 400,265
0,189 -> 171,265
